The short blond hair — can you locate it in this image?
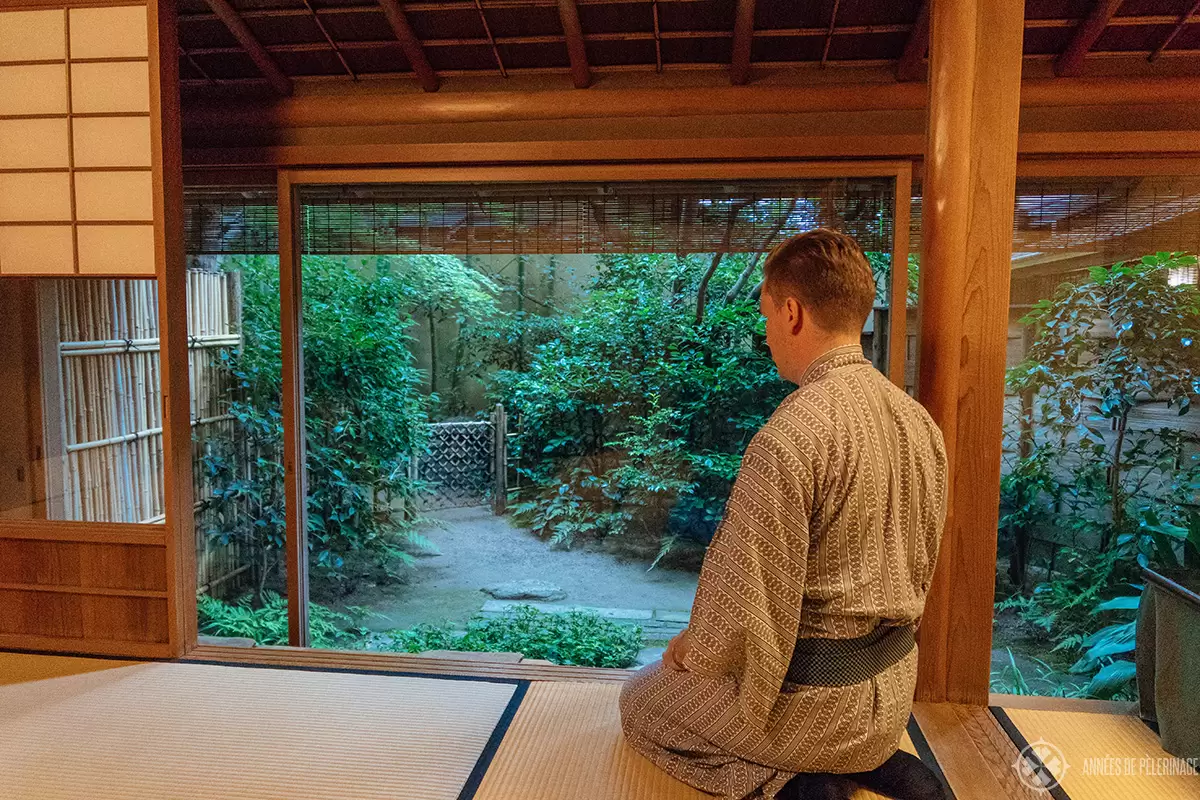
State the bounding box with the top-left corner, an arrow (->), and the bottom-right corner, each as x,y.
762,228 -> 876,333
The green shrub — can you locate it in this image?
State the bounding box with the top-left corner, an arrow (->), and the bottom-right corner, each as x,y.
198,596 -> 643,669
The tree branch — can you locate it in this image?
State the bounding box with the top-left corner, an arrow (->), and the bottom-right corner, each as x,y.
696,200 -> 751,325
725,197 -> 798,305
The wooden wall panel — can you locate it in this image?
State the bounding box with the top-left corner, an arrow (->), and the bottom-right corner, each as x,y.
0,523 -> 171,655
81,595 -> 168,643
0,590 -> 84,638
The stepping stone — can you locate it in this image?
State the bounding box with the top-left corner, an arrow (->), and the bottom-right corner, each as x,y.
482,580 -> 567,601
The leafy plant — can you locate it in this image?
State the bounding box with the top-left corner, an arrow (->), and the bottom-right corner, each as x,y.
997,252 -> 1200,697
198,596 -> 643,668
199,255 -> 439,597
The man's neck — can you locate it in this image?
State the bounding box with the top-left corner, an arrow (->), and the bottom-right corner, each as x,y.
789,336 -> 861,383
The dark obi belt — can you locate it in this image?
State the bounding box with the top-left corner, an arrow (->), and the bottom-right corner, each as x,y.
784,624 -> 916,688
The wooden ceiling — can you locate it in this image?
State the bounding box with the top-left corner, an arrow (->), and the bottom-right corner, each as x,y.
177,0 -> 1200,96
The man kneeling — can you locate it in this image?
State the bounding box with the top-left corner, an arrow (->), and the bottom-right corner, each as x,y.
620,230 -> 949,800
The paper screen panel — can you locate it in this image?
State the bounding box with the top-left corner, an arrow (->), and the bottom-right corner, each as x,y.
0,173 -> 72,222
68,6 -> 148,60
0,119 -> 70,169
72,117 -> 152,168
77,225 -> 155,275
0,10 -> 66,62
75,172 -> 153,222
70,62 -> 150,115
0,65 -> 69,116
0,226 -> 74,275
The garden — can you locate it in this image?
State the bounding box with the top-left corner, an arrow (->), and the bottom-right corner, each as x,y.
191,235 -> 1200,689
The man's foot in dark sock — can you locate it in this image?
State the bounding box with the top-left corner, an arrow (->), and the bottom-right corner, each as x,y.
846,750 -> 948,800
776,772 -> 857,800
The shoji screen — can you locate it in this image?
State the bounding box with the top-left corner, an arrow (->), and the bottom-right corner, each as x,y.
0,4 -> 154,276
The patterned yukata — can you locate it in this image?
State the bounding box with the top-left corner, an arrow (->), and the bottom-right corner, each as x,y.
619,345 -> 948,800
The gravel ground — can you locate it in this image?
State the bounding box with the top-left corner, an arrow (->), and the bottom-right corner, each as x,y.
329,506 -> 699,631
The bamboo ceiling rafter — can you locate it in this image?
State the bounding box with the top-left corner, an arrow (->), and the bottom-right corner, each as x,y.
651,0 -> 662,72
820,0 -> 841,68
180,44 -> 215,85
895,0 -> 929,82
473,0 -> 508,77
729,0 -> 755,85
377,0 -> 440,91
300,0 -> 357,80
1150,0 -> 1200,62
202,0 -> 293,95
557,0 -> 590,88
1055,0 -> 1125,77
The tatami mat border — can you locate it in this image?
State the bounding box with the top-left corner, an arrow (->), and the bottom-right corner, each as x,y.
989,706 -> 1072,800
908,713 -> 956,799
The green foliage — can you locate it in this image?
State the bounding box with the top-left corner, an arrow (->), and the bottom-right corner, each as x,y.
198,596 -> 642,668
997,252 -> 1200,698
197,591 -> 369,649
199,255 -> 439,596
493,252 -> 789,559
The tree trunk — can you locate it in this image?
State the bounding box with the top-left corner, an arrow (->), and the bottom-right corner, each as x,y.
1105,409 -> 1130,552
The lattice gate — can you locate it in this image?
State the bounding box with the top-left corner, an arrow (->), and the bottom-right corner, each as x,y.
411,404 -> 508,512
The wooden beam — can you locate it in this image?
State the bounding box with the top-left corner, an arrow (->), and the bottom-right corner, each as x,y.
1149,0 -> 1200,62
149,0 -> 197,659
278,171 -> 309,648
896,0 -> 930,82
916,0 -> 1024,705
729,0 -> 755,85
376,0 -> 439,92
1055,0 -> 1124,77
557,0 -> 590,88
203,0 -> 293,95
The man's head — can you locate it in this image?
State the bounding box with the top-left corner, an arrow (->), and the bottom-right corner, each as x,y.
759,228 -> 875,384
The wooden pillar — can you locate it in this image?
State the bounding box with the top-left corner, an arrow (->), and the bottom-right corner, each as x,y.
915,0 -> 1024,704
279,171 -> 309,647
150,0 -> 197,658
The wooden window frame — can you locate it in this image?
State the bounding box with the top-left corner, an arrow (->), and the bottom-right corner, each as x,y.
259,160 -> 914,648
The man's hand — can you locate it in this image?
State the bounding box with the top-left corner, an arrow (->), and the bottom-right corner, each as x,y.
662,628 -> 692,671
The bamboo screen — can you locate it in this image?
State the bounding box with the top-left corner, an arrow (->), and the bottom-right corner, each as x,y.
296,181 -> 896,256
0,5 -> 155,276
27,275 -> 239,533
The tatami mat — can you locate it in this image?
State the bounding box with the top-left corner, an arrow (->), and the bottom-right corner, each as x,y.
0,659 -> 519,800
471,681 -> 937,800
993,706 -> 1200,800
0,651 -> 136,685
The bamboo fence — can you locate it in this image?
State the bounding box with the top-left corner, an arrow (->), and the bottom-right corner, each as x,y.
50,271 -> 251,598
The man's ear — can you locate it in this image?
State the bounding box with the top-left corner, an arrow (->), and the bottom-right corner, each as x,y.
787,297 -> 804,335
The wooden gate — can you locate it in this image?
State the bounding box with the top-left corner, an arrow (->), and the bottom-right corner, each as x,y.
412,404 -> 508,512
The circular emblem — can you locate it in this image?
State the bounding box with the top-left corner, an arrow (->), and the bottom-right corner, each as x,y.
1013,738 -> 1069,790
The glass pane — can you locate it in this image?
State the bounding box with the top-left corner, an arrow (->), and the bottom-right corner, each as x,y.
293,179 -> 901,664
992,176 -> 1200,699
186,246 -> 289,640
0,277 -> 165,523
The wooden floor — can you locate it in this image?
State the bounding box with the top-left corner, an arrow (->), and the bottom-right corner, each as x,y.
1,647 -> 1196,800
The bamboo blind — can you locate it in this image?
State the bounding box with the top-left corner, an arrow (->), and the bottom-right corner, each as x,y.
0,5 -> 155,276
910,177 -> 1200,262
181,181 -> 895,256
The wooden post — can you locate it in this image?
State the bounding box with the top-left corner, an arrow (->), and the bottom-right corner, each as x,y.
915,0 -> 1024,704
278,171 -> 309,647
889,162 -> 913,388
491,403 -> 507,515
150,0 -> 198,657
